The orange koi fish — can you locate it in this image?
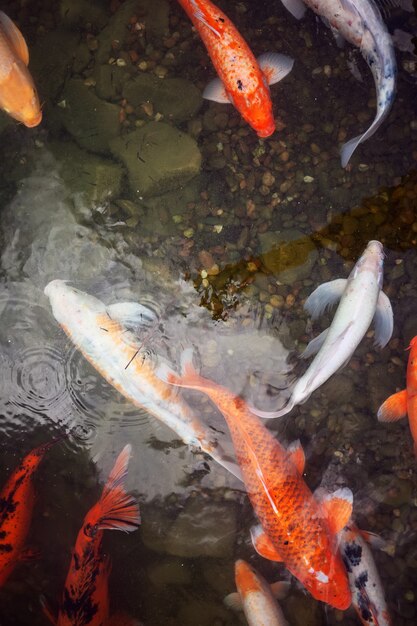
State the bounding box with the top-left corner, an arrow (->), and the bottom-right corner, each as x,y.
159,349 -> 353,610
0,11 -> 42,127
177,0 -> 293,137
378,336 -> 417,456
224,559 -> 290,626
0,440 -> 58,587
55,445 -> 140,626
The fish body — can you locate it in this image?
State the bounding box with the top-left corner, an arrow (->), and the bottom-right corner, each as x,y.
279,0 -> 396,166
340,524 -> 391,626
160,351 -> 352,610
57,445 -> 140,626
0,11 -> 42,127
0,441 -> 55,586
225,559 -> 289,626
253,241 -> 393,418
177,0 -> 293,137
44,280 -> 240,480
378,336 -> 417,455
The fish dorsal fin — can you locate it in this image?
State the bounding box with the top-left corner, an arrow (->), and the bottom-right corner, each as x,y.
377,389 -> 407,422
279,0 -> 307,19
287,439 -> 305,474
203,77 -> 230,103
0,12 -> 29,65
106,302 -> 157,332
250,525 -> 283,561
304,279 -> 347,320
257,52 -> 294,85
319,488 -> 353,534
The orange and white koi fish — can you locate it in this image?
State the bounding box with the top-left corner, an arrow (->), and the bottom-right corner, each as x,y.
340,525 -> 391,626
158,349 -> 353,610
0,11 -> 42,127
378,335 -> 417,456
224,559 -> 290,626
44,280 -> 241,480
55,445 -> 140,626
0,440 -> 57,587
177,0 -> 294,138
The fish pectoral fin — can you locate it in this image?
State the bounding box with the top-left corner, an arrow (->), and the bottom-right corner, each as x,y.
250,524 -> 283,561
106,301 -> 157,332
377,389 -> 408,422
0,11 -> 30,65
270,580 -> 291,599
279,0 -> 307,20
202,77 -> 231,103
287,439 -> 305,474
304,279 -> 347,320
330,26 -> 346,48
319,487 -> 353,534
373,291 -> 393,348
257,52 -> 294,85
300,328 -> 329,359
358,528 -> 387,550
224,592 -> 243,612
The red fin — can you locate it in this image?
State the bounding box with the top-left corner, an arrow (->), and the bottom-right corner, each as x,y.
40,595 -> 57,625
250,525 -> 283,561
287,439 -> 305,474
378,389 -> 408,422
320,488 -> 353,534
98,445 -> 140,532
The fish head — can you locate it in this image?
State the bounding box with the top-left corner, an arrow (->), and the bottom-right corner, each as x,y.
234,559 -> 263,597
302,557 -> 351,610
0,60 -> 42,127
408,336 -> 417,350
44,280 -> 106,326
351,240 -> 384,287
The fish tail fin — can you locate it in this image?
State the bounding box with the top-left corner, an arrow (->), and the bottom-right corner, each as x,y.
40,595 -> 57,625
97,445 -> 140,533
340,133 -> 363,168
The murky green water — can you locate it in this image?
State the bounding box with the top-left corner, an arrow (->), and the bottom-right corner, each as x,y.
0,0 -> 417,624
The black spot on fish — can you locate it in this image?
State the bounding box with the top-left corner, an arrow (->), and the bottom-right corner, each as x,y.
355,571 -> 369,590
0,531 -> 6,540
237,79 -> 243,91
344,542 -> 362,566
217,16 -> 224,22
342,555 -> 352,573
0,543 -> 13,553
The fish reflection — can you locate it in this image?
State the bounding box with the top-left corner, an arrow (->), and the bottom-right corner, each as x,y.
0,439 -> 58,587
278,0 -> 397,166
224,559 -> 290,625
177,0 -> 293,137
48,445 -> 140,626
0,11 -> 42,127
252,241 -> 393,418
159,348 -> 352,610
44,280 -> 241,480
378,335 -> 417,456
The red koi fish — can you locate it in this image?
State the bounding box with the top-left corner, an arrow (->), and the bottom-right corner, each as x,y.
176,0 -> 293,137
378,336 -> 417,456
159,349 -> 352,610
0,11 -> 42,127
55,445 -> 140,626
0,440 -> 57,587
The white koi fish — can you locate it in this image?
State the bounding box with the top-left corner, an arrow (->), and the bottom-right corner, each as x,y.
340,524 -> 392,626
279,0 -> 397,166
252,241 -> 393,418
44,279 -> 241,480
224,560 -> 290,626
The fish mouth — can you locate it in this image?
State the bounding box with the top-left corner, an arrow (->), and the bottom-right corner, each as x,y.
257,123 -> 275,138
24,112 -> 43,128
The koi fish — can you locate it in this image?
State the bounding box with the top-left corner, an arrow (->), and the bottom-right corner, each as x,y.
252,241 -> 393,418
278,0 -> 397,166
0,11 -> 42,127
0,440 -> 57,587
224,559 -> 290,626
158,349 -> 353,610
177,0 -> 294,137
44,280 -> 241,481
340,524 -> 391,626
56,445 -> 140,626
378,336 -> 417,456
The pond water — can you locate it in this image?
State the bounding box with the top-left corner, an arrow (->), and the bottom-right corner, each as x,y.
0,0 -> 416,624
